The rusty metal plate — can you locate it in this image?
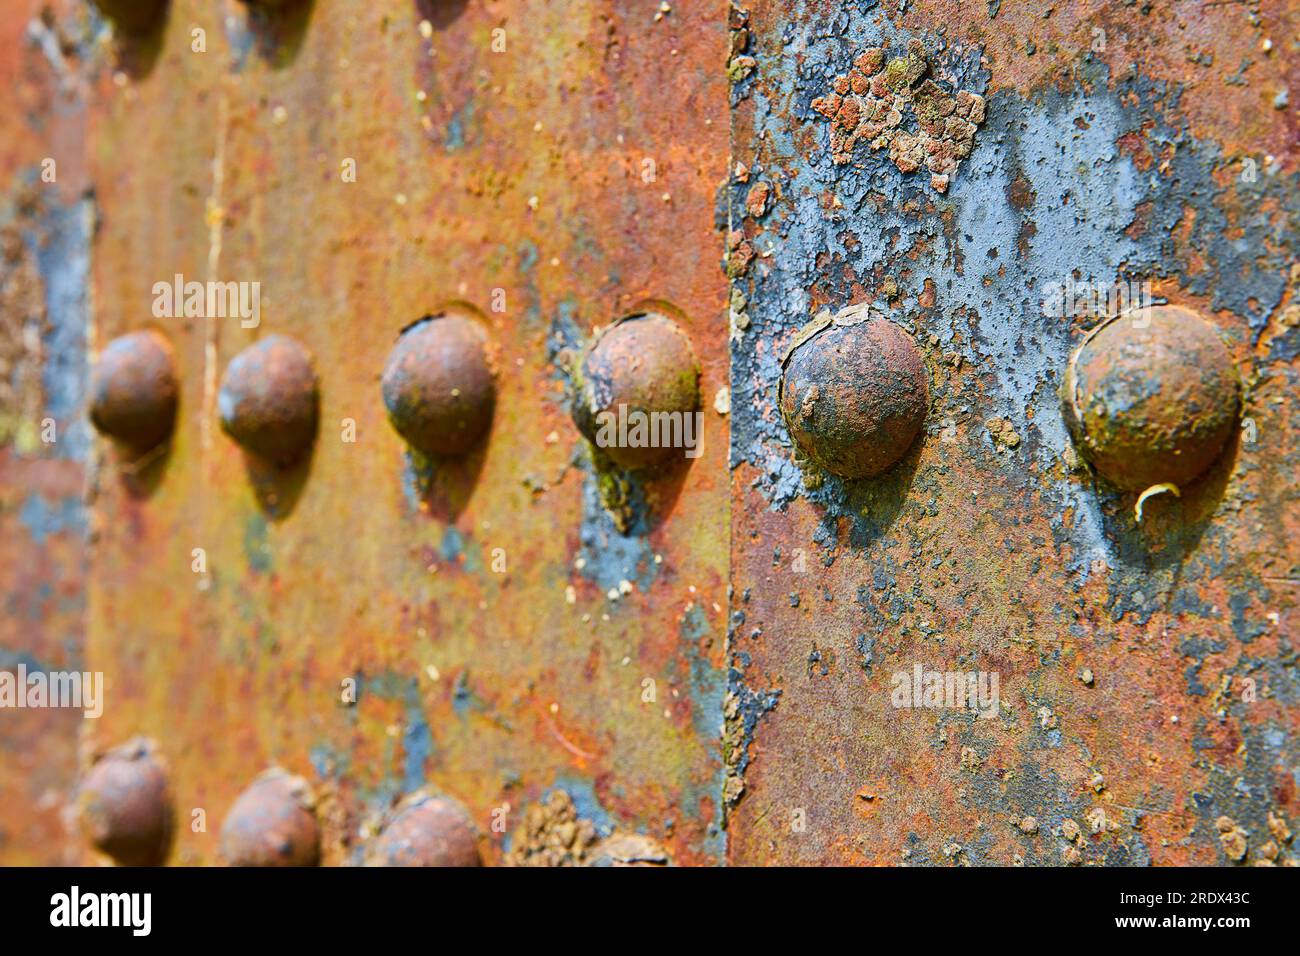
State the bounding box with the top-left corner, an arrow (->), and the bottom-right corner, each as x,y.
0,0 -> 94,865
1,0 -> 1297,870
724,0 -> 1298,865
5,0 -> 730,867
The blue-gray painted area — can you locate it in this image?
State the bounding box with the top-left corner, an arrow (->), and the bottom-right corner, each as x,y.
574,470 -> 660,593
731,10 -> 1298,582
547,776 -> 615,837
678,604 -> 728,861
21,189 -> 91,463
438,524 -> 483,573
679,603 -> 725,742
450,668 -> 491,719
546,300 -> 663,595
444,102 -> 474,151
18,492 -> 85,546
0,648 -> 49,672
344,670 -> 437,798
242,512 -> 272,573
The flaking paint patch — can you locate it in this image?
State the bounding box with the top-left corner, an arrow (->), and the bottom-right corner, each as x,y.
575,469 -> 659,594
30,193 -> 91,462
812,39 -> 986,192
722,649 -> 781,813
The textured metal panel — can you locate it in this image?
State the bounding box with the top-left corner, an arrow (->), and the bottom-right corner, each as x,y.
1,0 -> 1296,869
725,0 -> 1298,865
78,0 -> 729,865
0,0 -> 92,865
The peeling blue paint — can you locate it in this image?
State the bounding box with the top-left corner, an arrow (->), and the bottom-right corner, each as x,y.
25,192 -> 90,462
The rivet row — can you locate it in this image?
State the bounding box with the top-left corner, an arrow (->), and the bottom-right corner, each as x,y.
89,311 -> 704,478
91,302 -> 1242,493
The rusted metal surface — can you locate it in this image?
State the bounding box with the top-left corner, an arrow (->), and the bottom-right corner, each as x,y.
726,0 -> 1298,865
2,0 -> 1296,869
0,0 -> 731,867
0,0 -> 93,865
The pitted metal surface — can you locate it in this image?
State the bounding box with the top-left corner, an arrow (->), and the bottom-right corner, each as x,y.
725,0 -> 1298,866
0,0 -> 1295,868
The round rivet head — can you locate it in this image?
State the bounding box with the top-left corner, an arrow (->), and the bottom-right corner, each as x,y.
89,330 -> 178,453
381,313 -> 496,457
778,305 -> 929,479
571,312 -> 701,471
218,335 -> 319,467
219,768 -> 320,867
78,737 -> 174,867
1063,305 -> 1241,490
365,792 -> 482,867
91,0 -> 167,34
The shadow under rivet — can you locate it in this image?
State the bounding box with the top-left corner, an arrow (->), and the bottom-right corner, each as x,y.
90,0 -> 167,35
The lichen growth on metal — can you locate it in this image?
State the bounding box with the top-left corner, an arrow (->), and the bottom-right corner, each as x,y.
812,38 -> 986,192
502,790 -> 601,866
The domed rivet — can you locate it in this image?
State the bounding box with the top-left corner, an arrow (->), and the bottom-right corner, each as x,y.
778,305 -> 929,479
1063,305 -> 1241,490
218,335 -> 319,468
89,330 -> 178,453
364,791 -> 482,867
571,312 -> 701,471
219,768 -> 320,867
77,737 -> 174,867
90,0 -> 167,34
586,833 -> 671,867
381,313 -> 496,458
